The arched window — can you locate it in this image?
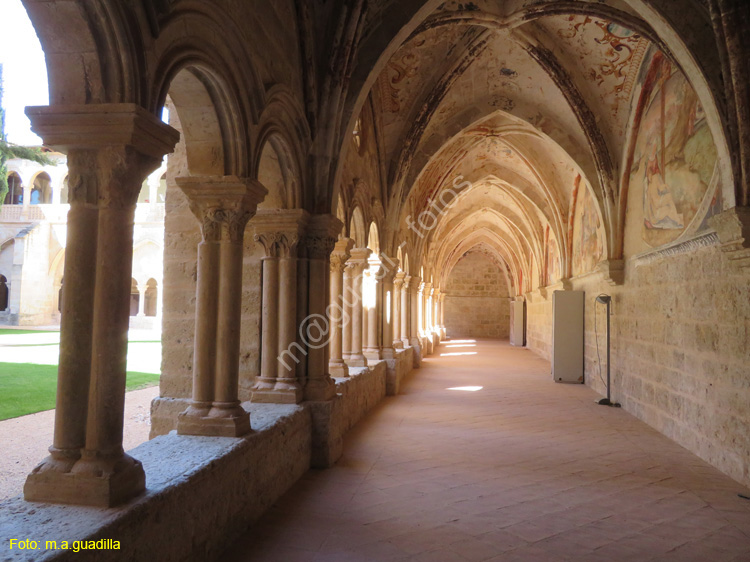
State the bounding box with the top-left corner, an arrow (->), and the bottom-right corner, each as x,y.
157,172 -> 167,203
30,172 -> 52,204
60,176 -> 69,204
352,117 -> 363,154
58,277 -> 64,313
144,279 -> 158,317
130,278 -> 140,317
0,274 -> 9,311
4,173 -> 23,205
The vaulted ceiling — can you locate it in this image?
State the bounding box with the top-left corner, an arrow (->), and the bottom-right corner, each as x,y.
346,1 -> 709,293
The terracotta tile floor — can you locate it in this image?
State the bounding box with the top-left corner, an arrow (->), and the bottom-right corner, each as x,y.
224,340 -> 750,561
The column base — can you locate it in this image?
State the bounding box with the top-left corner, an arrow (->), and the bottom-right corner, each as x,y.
345,353 -> 367,368
381,347 -> 395,360
329,360 -> 349,378
177,405 -> 252,437
24,452 -> 145,508
251,386 -> 304,404
304,376 -> 337,401
364,348 -> 382,362
393,340 -> 404,350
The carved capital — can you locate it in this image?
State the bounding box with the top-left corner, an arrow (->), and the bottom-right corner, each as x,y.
251,208 -> 309,257
393,271 -> 406,290
254,232 -> 300,258
27,104 -> 178,208
176,176 -> 267,243
348,247 -> 372,264
304,235 -> 337,260
380,268 -> 397,285
409,276 -> 422,293
65,146 -> 162,207
709,207 -> 750,267
330,253 -> 349,273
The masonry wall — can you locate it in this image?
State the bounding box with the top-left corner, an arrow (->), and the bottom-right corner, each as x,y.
444,250 -> 510,339
525,244 -> 750,487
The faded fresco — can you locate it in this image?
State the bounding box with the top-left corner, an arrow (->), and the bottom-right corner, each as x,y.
544,227 -> 561,286
628,48 -> 718,248
572,184 -> 604,276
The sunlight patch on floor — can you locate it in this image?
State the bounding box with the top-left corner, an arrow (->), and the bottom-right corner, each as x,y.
446,386 -> 483,392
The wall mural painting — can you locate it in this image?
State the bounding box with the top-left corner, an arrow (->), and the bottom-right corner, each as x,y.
628,48 -> 719,248
572,183 -> 604,276
546,234 -> 560,286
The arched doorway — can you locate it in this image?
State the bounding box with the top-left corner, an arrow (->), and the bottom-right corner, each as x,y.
4,172 -> 23,205
0,274 -> 9,311
129,278 -> 140,317
144,279 -> 158,317
30,172 -> 52,204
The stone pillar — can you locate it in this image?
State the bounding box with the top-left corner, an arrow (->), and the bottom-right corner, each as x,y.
432,288 -> 440,335
136,284 -> 147,317
400,274 -> 411,347
381,268 -> 396,359
329,238 -> 353,378
392,272 -> 404,349
302,214 -> 342,401
23,104 -> 179,507
363,256 -> 383,363
409,276 -> 422,365
440,293 -> 447,338
342,262 -> 354,363
251,210 -> 309,404
175,177 -> 267,438
345,248 -> 370,368
434,289 -> 443,339
420,281 -> 431,336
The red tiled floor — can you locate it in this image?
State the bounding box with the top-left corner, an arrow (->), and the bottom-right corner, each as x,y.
224,340 -> 750,561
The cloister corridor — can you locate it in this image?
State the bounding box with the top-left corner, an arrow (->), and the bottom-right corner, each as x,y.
224,340 -> 750,562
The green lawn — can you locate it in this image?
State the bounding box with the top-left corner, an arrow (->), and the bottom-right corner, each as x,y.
0,363 -> 159,421
0,329 -> 56,336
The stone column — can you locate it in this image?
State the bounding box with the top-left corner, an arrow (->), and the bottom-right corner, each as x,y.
424,283 -> 433,334
401,274 -> 411,347
136,284 -> 147,317
342,262 -> 354,363
329,238 -> 353,378
23,104 -> 179,507
381,268 -> 396,359
345,247 -> 370,368
364,256 -> 383,363
432,288 -> 440,335
434,289 -> 443,338
409,276 -> 422,363
440,293 -> 447,338
392,272 -> 404,349
176,177 -> 267,437
302,214 -> 342,401
251,210 -> 309,403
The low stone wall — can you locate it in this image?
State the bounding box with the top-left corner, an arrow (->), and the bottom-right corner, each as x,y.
1,360 -> 401,562
335,361 -> 387,436
1,405 -> 311,562
385,347 -> 414,395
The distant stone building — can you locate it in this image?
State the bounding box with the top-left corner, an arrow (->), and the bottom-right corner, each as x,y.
1,153 -> 167,327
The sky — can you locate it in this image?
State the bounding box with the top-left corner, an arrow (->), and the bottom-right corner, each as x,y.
0,0 -> 49,146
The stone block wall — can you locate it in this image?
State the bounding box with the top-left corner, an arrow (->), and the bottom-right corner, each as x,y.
445,250 -> 510,339
525,245 -> 750,487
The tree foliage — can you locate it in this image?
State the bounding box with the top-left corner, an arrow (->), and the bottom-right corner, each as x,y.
0,64 -> 55,208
